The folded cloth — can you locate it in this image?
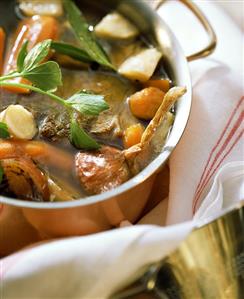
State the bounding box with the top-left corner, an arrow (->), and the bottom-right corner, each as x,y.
1,2 -> 243,299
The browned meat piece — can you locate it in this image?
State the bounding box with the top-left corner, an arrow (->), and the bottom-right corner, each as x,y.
40,114 -> 70,141
1,157 -> 50,201
75,146 -> 131,194
90,112 -> 122,137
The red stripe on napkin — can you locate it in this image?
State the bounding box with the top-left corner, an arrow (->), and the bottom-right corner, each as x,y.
192,96 -> 244,213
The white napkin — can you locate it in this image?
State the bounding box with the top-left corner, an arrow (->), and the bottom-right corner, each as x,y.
1,1 -> 243,298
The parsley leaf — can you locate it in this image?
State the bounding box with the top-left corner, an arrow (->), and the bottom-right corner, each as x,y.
70,118 -> 100,150
17,40 -> 28,72
66,91 -> 109,115
63,0 -> 115,70
23,39 -> 52,71
23,61 -> 62,92
0,122 -> 10,139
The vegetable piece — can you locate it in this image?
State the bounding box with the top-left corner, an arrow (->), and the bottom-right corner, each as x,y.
125,86 -> 187,163
95,12 -> 139,40
118,48 -> 162,82
0,140 -> 74,172
75,146 -> 130,194
63,0 -> 115,70
123,124 -> 144,149
129,87 -> 165,120
1,105 -> 37,140
18,0 -> 63,17
0,27 -> 5,74
144,79 -> 170,93
1,157 -> 49,201
70,118 -> 100,150
2,15 -> 58,93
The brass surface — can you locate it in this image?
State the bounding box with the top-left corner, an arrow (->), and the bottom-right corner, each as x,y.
113,202 -> 244,299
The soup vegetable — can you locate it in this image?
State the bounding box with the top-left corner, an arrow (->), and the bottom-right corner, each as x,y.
0,0 -> 186,202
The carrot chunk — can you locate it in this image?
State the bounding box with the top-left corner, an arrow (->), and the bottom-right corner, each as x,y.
2,15 -> 58,94
144,79 -> 170,92
0,27 -> 5,74
129,87 -> 165,120
123,123 -> 144,148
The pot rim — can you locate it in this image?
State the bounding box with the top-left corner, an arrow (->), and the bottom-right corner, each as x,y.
0,1 -> 192,209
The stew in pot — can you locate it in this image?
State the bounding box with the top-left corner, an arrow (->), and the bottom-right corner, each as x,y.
0,0 -> 186,202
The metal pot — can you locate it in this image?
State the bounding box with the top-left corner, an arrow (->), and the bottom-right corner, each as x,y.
0,0 -> 216,240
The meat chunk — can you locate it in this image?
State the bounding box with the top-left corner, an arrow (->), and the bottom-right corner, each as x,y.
75,146 -> 130,194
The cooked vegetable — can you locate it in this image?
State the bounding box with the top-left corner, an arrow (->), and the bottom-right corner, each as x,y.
0,27 -> 5,74
144,79 -> 170,92
123,124 -> 144,148
1,157 -> 49,201
18,0 -> 63,17
0,140 -> 74,172
118,48 -> 162,82
1,105 -> 37,140
129,87 -> 165,120
63,0 -> 115,70
2,15 -> 58,93
95,12 -> 139,40
75,146 -> 130,194
125,86 -> 187,163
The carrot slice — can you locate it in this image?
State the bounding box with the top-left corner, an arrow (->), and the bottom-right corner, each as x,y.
129,87 -> 165,120
0,27 -> 6,74
0,140 -> 73,172
123,124 -> 144,148
144,79 -> 170,93
2,15 -> 58,94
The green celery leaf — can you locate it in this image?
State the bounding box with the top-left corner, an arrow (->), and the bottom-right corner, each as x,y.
51,41 -> 92,63
66,91 -> 109,115
23,61 -> 62,92
0,165 -> 3,184
63,0 -> 115,70
17,40 -> 28,72
23,39 -> 52,71
0,122 -> 10,139
70,118 -> 100,150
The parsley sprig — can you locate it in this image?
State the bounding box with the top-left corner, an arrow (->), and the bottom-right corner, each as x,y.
0,40 -> 109,149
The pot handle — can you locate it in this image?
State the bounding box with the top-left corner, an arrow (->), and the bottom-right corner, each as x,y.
154,0 -> 217,61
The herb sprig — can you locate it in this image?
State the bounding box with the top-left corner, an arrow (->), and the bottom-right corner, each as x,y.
63,0 -> 115,70
0,40 -> 109,149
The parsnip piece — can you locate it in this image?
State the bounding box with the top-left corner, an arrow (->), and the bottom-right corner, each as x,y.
3,105 -> 37,140
18,0 -> 63,17
95,12 -> 139,40
118,48 -> 163,82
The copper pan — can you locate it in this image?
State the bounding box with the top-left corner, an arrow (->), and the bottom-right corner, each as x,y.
0,0 -> 216,244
